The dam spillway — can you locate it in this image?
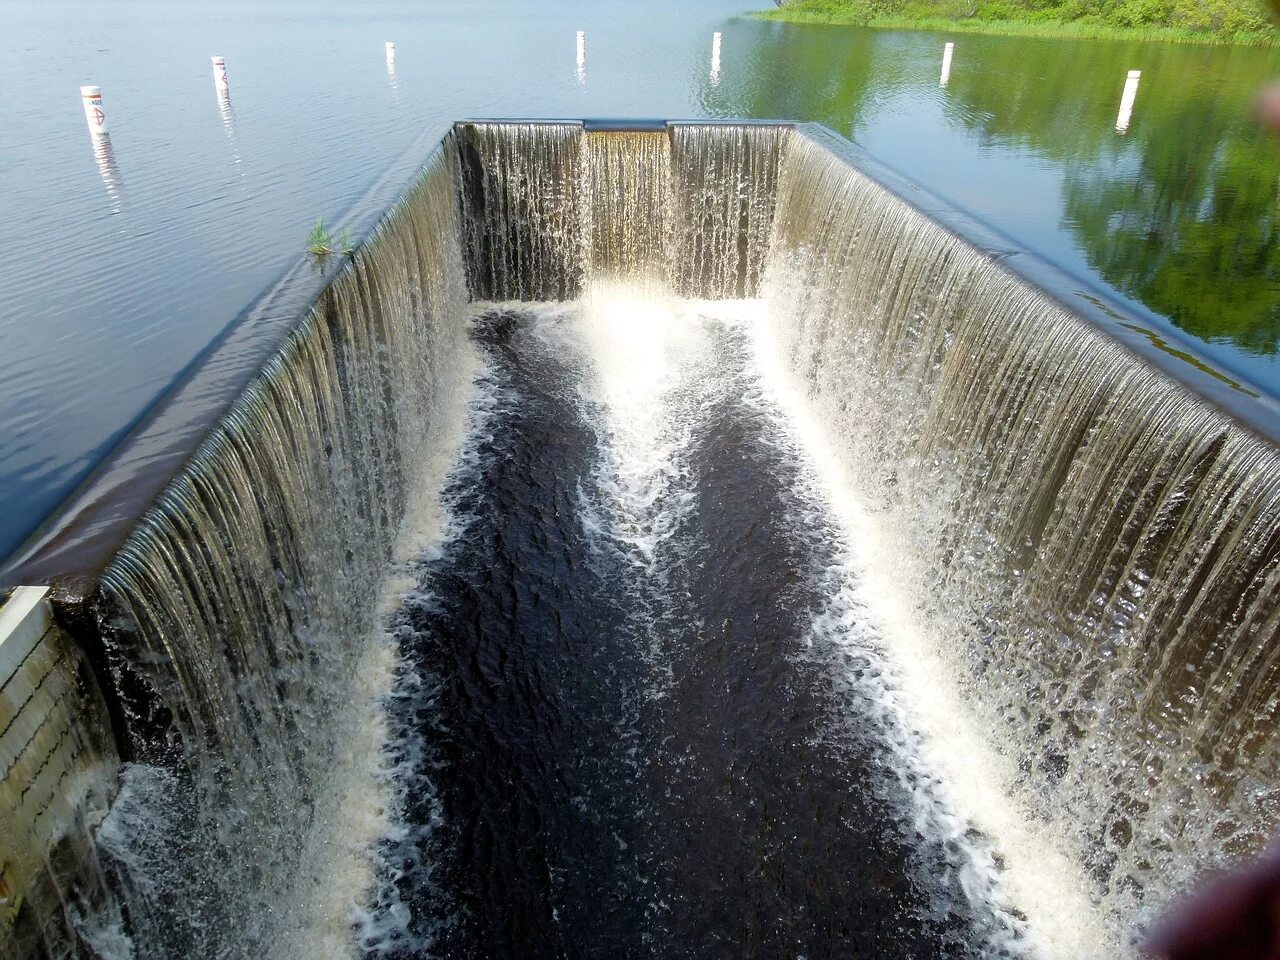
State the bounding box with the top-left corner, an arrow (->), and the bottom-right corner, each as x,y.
1,120 -> 1277,960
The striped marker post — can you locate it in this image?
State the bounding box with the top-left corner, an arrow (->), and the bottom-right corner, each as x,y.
81,85 -> 107,135
212,56 -> 229,95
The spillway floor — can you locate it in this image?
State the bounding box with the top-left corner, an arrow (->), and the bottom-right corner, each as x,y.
372,303 -> 1019,959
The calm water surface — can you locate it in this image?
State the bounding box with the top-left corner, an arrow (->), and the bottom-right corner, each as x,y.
2,0 -> 1278,560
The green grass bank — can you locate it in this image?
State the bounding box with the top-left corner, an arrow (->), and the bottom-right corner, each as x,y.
755,0 -> 1280,45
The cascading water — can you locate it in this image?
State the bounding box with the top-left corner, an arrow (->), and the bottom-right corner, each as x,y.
583,130 -> 674,293
668,124 -> 781,299
457,122 -> 785,301
762,129 -> 1280,950
8,121 -> 1277,960
457,122 -> 584,302
86,141 -> 476,960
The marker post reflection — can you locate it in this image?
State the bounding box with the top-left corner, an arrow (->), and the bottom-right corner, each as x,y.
1116,70 -> 1141,133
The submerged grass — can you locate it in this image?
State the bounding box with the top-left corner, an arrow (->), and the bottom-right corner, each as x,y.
755,1 -> 1280,46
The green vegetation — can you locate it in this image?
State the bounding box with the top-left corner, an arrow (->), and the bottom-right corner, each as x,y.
758,0 -> 1279,44
306,218 -> 353,258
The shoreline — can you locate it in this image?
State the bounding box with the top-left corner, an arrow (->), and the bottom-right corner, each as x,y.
751,8 -> 1280,47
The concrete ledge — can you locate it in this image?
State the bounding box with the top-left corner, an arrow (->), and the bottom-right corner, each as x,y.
0,588 -> 49,685
1,587 -> 118,955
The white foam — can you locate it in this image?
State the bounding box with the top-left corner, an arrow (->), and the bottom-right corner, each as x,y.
280,330 -> 483,960
574,286 -> 699,565
276,634 -> 402,960
503,291 -> 716,582
354,336 -> 508,957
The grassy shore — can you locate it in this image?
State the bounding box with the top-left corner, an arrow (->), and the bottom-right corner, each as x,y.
755,1 -> 1280,46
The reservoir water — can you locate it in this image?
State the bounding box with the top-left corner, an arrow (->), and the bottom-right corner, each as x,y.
2,0 -> 1279,561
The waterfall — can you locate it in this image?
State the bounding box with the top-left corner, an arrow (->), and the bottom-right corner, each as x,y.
88,140 -> 473,960
6,120 -> 1277,960
762,130 -> 1280,945
583,130 -> 673,291
669,124 -> 782,299
457,122 -> 584,302
457,121 -> 786,302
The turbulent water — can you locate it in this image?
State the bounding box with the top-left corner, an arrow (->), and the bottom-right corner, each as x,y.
362,298 -> 1025,959
35,122 -> 1278,960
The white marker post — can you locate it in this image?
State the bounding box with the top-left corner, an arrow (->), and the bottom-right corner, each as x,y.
386,44 -> 401,103
576,30 -> 586,70
81,85 -> 107,135
1116,69 -> 1141,133
212,56 -> 229,94
711,32 -> 722,82
940,42 -> 954,88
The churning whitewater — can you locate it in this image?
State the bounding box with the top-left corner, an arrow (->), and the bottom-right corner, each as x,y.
359,296 -> 1038,959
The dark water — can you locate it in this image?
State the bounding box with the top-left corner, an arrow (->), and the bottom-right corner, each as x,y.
4,0 -> 1279,561
373,306 -> 1019,958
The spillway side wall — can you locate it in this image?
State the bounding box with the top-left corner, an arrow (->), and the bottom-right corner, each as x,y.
0,587 -> 119,960
8,133 -> 476,959
763,127 -> 1280,933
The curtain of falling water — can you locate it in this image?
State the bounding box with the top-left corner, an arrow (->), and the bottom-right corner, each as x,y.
456,122 -> 584,301
91,141 -> 470,960
582,130 -> 673,292
669,125 -> 782,299
763,131 -> 1280,937
457,122 -> 786,301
